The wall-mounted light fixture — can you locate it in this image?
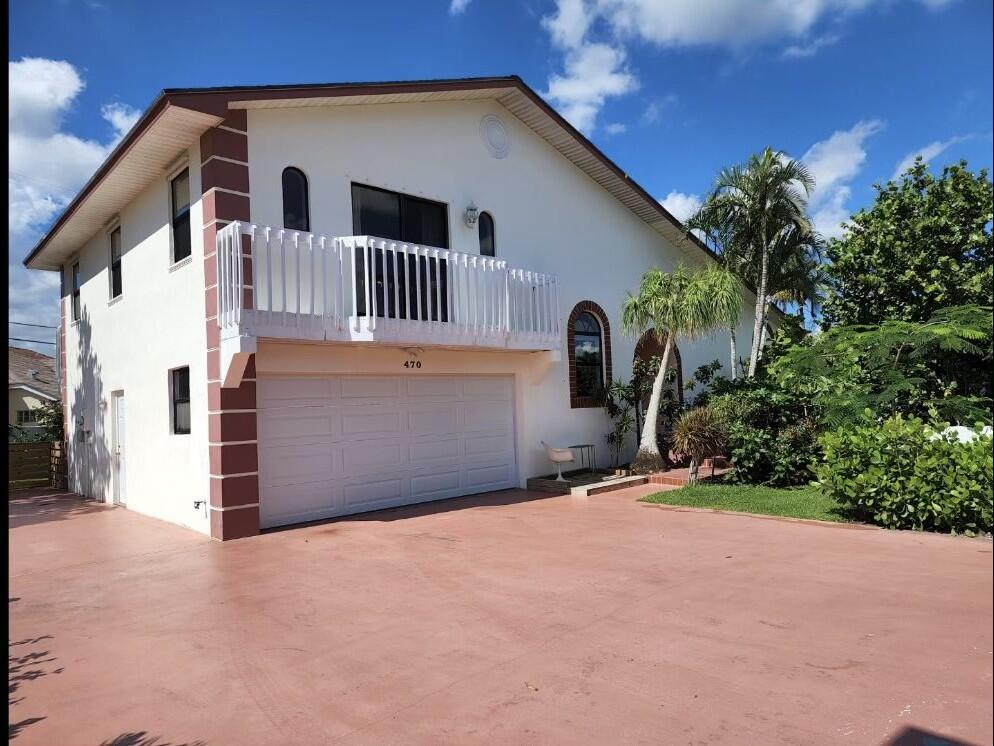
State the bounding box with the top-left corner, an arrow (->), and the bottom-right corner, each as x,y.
464,202 -> 479,227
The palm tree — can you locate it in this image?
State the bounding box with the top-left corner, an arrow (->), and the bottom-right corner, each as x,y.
689,148 -> 815,377
622,264 -> 740,473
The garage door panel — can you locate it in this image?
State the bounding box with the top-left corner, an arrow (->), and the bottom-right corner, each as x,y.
260,481 -> 337,524
340,376 -> 402,399
464,433 -> 510,457
406,377 -> 463,398
463,401 -> 513,431
466,463 -> 513,488
341,410 -> 404,437
343,477 -> 404,507
259,407 -> 336,441
410,437 -> 462,462
260,445 -> 339,486
257,377 -> 340,408
342,441 -> 407,476
410,470 -> 462,496
408,404 -> 460,435
259,374 -> 516,528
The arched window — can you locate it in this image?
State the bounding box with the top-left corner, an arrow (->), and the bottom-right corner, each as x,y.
479,211 -> 495,257
567,301 -> 612,408
282,167 -> 310,231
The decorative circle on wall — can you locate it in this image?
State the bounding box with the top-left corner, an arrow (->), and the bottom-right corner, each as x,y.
480,114 -> 511,159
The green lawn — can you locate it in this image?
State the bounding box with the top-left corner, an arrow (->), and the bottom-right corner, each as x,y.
640,483 -> 848,522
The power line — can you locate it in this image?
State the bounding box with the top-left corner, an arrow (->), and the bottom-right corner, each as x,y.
9,321 -> 58,329
9,337 -> 56,346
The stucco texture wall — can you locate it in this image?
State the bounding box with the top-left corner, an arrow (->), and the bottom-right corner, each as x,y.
245,100 -> 760,478
61,144 -> 211,534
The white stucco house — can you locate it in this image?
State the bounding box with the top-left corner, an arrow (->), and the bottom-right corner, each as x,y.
24,76 -> 763,540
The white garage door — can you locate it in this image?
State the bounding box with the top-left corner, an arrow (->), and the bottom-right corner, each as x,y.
257,375 -> 517,528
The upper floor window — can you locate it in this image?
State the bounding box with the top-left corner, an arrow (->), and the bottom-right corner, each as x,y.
170,168 -> 191,263
282,167 -> 310,231
567,301 -> 612,408
351,183 -> 449,248
479,211 -> 495,257
71,262 -> 81,321
109,227 -> 123,299
171,366 -> 191,435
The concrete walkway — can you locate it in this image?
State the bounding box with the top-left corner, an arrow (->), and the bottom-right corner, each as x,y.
8,485 -> 993,745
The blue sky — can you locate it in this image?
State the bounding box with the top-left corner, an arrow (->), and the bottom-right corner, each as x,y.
8,0 -> 993,350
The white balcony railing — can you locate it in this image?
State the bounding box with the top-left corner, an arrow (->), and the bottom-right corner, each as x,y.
216,222 -> 561,369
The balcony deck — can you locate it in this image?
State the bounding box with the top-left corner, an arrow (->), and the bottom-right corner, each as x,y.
216,222 -> 561,385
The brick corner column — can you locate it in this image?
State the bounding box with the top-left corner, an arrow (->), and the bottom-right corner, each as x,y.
201,108 -> 259,541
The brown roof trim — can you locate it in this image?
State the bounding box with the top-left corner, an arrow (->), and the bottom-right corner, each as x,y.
23,74 -> 717,272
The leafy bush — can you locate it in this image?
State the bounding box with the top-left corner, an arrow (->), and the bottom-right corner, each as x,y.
703,378 -> 821,487
671,406 -> 726,483
814,414 -> 993,534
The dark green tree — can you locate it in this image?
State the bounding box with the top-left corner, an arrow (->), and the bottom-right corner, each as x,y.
823,159 -> 993,327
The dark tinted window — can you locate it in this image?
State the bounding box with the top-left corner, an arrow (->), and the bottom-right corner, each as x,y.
109,227 -> 123,298
171,169 -> 191,262
574,312 -> 603,397
282,167 -> 310,231
479,212 -> 495,257
171,367 -> 191,435
71,262 -> 81,321
351,183 -> 448,248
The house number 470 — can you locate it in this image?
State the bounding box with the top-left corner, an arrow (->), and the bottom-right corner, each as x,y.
403,360 -> 422,369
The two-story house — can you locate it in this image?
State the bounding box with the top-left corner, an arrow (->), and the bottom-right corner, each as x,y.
24,76 -> 762,540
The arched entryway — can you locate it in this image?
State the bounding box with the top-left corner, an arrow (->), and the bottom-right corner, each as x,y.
633,329 -> 683,456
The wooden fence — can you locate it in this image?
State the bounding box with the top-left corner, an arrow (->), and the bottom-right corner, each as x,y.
8,441 -> 68,491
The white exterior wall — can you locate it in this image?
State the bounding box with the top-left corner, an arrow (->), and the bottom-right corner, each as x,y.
245,100 -> 759,478
62,145 -> 211,534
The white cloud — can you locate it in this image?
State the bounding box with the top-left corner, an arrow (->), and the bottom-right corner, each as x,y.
541,0 -> 592,50
8,57 -> 138,349
448,0 -> 471,15
544,42 -> 639,133
782,33 -> 842,58
100,102 -> 141,140
660,190 -> 702,223
604,122 -> 627,135
801,119 -> 884,238
892,135 -> 969,179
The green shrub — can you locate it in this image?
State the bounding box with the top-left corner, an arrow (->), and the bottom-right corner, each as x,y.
706,382 -> 821,487
814,414 -> 993,534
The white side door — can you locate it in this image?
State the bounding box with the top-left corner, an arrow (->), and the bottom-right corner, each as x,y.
112,393 -> 127,505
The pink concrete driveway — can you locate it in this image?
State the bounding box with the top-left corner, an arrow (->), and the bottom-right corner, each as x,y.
9,486 -> 993,745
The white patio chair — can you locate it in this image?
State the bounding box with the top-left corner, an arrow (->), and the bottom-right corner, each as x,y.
542,441 -> 575,482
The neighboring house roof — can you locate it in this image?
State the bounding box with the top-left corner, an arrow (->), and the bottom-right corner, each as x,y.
8,346 -> 58,401
22,75 -> 716,272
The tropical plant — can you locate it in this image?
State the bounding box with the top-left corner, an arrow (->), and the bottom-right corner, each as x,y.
687,147 -> 816,377
600,378 -> 637,468
814,413 -> 993,534
670,406 -> 727,484
823,159 -> 993,327
771,304 -> 994,426
704,376 -> 820,487
621,264 -> 740,473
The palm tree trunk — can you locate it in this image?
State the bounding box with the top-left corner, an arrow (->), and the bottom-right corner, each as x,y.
757,300 -> 772,360
748,243 -> 769,378
729,327 -> 737,380
638,334 -> 675,455
688,458 -> 699,485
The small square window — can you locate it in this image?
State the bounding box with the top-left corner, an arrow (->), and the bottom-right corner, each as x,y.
16,410 -> 38,425
171,367 -> 191,434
